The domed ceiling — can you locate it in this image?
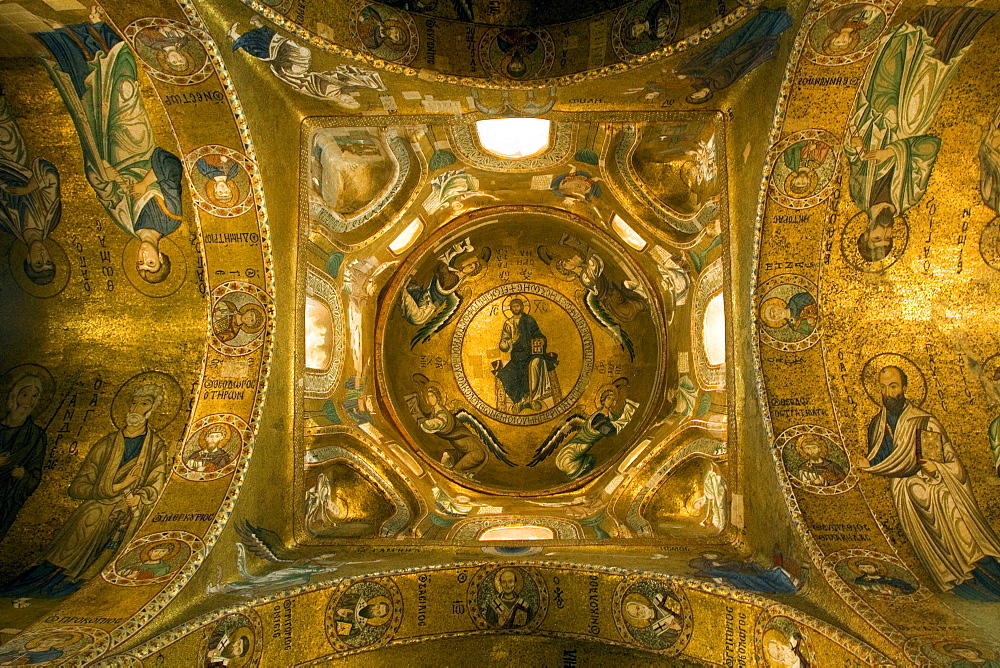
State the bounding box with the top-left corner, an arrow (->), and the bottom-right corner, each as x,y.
1,0 -> 1000,665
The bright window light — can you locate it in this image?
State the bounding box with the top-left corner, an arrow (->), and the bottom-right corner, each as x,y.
475,118 -> 551,158
611,214 -> 647,251
388,217 -> 423,255
703,292 -> 726,367
479,525 -> 555,541
305,297 -> 333,371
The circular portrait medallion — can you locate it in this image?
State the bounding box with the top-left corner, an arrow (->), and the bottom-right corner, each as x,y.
478,28 -> 555,81
351,2 -> 419,64
980,216 -> 1000,270
908,635 -> 1000,667
325,577 -> 403,651
110,370 -> 183,432
0,626 -> 109,666
611,0 -> 680,59
841,210 -> 909,272
757,615 -> 815,668
805,2 -> 888,65
467,565 -> 548,632
452,283 -> 593,426
185,145 -> 254,217
767,130 -> 840,209
174,414 -> 251,481
6,235 -> 69,299
775,425 -> 856,495
827,549 -> 927,602
122,234 -> 188,298
611,577 -> 692,654
199,610 -> 263,667
105,531 -> 203,586
756,274 -> 821,352
209,281 -> 271,355
125,18 -> 213,85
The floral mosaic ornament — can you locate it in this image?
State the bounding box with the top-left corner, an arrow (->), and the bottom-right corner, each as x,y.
184,145 -> 256,217
611,577 -> 691,655
104,531 -> 204,586
325,577 -> 404,651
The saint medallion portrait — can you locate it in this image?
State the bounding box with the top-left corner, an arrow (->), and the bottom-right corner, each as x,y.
757,275 -> 821,351
325,578 -> 403,651
467,565 -> 548,632
806,2 -> 888,65
200,611 -> 263,667
767,130 -> 839,209
612,577 -> 692,654
175,414 -> 250,481
210,281 -> 271,355
125,18 -> 213,85
0,626 -> 108,666
105,530 -> 203,586
185,146 -> 254,217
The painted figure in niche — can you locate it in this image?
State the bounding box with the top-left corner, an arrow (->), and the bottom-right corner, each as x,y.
305,472 -> 355,537
818,4 -> 881,56
485,568 -> 533,628
693,462 -> 726,530
422,170 -> 498,215
36,16 -> 184,286
550,166 -> 601,203
782,140 -> 830,198
529,378 -> 638,479
357,6 -> 409,52
651,245 -> 690,307
857,365 -> 1000,601
208,522 -> 373,596
763,626 -> 811,668
845,5 -> 994,262
759,291 -> 818,338
405,377 -> 513,476
119,540 -> 179,580
622,590 -> 683,642
539,241 -> 646,361
0,90 -> 61,287
946,644 -> 1000,668
493,295 -> 560,412
432,486 -> 484,518
849,559 -> 916,596
212,297 -> 266,345
400,238 -> 490,346
230,18 -> 386,108
134,25 -> 197,75
0,631 -> 81,665
791,434 -> 846,486
0,382 -> 167,598
185,424 -> 233,473
342,376 -> 374,425
0,374 -> 49,540
688,552 -> 801,594
196,155 -> 241,208
673,7 -> 792,104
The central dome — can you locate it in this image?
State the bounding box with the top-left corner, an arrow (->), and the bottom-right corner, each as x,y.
376,206 -> 668,495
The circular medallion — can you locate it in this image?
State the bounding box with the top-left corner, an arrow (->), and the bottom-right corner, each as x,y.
325,578 -> 403,651
452,283 -> 593,426
0,626 -> 109,666
805,2 -> 889,66
209,281 -> 271,356
611,0 -> 680,60
174,414 -> 251,481
125,18 -> 213,85
199,610 -> 263,667
980,216 -> 1000,270
104,530 -> 204,586
757,615 -> 815,667
841,210 -> 909,272
6,236 -> 69,299
767,130 -> 840,209
756,274 -> 821,352
467,565 -> 548,632
478,28 -> 555,81
775,425 -> 857,495
377,207 -> 666,495
827,549 -> 928,602
184,145 -> 255,217
612,577 -> 692,655
351,2 -> 419,64
907,635 -> 1000,666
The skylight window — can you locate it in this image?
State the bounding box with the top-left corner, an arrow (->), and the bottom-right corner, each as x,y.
475,118 -> 551,158
703,292 -> 726,367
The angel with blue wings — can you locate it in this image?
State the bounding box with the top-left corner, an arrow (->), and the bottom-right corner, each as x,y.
405,375 -> 513,478
528,378 -> 638,480
400,237 -> 491,347
539,241 -> 647,361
